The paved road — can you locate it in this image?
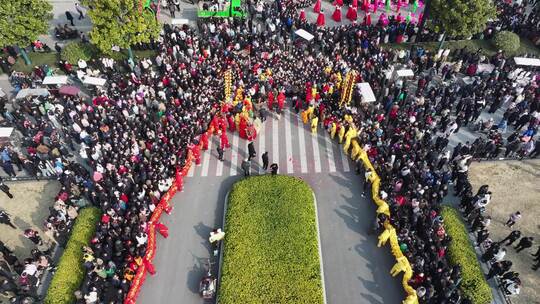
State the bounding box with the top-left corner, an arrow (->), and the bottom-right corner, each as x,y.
138,108 -> 404,303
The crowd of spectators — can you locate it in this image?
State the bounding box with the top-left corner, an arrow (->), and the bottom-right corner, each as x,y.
0,0 -> 538,303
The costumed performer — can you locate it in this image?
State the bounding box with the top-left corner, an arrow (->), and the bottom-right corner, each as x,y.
267,90 -> 275,111
219,130 -> 231,149
311,116 -> 319,134
299,9 -> 307,22
332,5 -> 342,22
314,0 -> 321,12
346,5 -> 358,21
316,10 -> 326,26
200,131 -> 209,150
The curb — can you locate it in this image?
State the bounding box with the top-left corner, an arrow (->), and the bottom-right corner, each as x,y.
216,190 -> 229,304
312,191 -> 328,304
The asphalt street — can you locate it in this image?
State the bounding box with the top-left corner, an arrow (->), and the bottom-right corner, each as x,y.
138,109 -> 404,304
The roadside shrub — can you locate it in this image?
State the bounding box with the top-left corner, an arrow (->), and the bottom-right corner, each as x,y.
220,175 -> 323,304
44,207 -> 101,304
492,31 -> 520,54
60,42 -> 98,64
441,206 -> 493,304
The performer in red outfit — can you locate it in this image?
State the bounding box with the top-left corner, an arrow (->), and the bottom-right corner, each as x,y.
210,116 -> 220,134
218,115 -> 227,133
175,166 -> 183,193
335,0 -> 343,6
314,0 -> 321,12
363,12 -> 372,25
362,0 -> 369,12
299,9 -> 307,22
277,90 -> 285,113
332,5 -> 342,22
200,131 -> 209,150
267,90 -> 275,111
346,5 -> 357,21
220,102 -> 231,114
352,0 -> 358,8
239,117 -> 248,139
227,114 -> 236,132
220,131 -> 230,149
316,10 -> 325,26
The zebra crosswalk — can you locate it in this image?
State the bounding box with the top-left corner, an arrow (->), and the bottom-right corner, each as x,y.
187,109 -> 354,178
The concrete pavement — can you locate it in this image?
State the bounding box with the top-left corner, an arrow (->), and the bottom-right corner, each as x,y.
138,109 -> 404,303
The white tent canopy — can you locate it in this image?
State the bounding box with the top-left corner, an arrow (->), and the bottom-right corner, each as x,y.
295,29 -> 314,41
477,63 -> 495,74
0,127 -> 14,138
396,69 -> 414,77
514,57 -> 540,67
82,76 -> 107,86
15,88 -> 49,99
171,18 -> 189,25
42,76 -> 68,85
358,82 -> 376,102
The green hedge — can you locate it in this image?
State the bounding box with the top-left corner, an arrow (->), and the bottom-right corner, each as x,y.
493,31 -> 520,54
441,206 -> 493,304
44,207 -> 101,304
60,42 -> 99,65
219,175 -> 323,304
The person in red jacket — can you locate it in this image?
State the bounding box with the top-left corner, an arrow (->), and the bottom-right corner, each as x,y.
277,90 -> 285,114
267,90 -> 275,111
220,131 -> 230,149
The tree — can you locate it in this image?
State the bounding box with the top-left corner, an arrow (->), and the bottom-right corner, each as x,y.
0,0 -> 53,47
82,0 -> 161,55
429,0 -> 496,39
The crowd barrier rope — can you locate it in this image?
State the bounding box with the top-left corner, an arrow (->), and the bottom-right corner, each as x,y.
124,151 -> 193,304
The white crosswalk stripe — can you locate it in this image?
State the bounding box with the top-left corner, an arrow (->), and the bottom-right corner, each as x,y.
323,131 -> 337,172
272,117 -> 279,164
297,114 -> 308,173
340,144 -> 351,172
311,130 -> 322,173
201,140 -> 212,177
186,111 -> 355,177
258,120 -> 266,173
216,150 -> 224,177
230,134 -> 239,176
284,110 -> 294,173
187,158 -> 195,177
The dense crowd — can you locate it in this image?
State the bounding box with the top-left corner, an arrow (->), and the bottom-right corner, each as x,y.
0,0 -> 539,303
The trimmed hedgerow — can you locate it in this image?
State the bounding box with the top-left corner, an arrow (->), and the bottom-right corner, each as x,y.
492,31 -> 520,54
441,206 -> 493,304
44,207 -> 101,304
60,42 -> 98,65
219,175 -> 323,304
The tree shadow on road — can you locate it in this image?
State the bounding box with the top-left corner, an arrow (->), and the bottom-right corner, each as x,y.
355,243 -> 406,304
